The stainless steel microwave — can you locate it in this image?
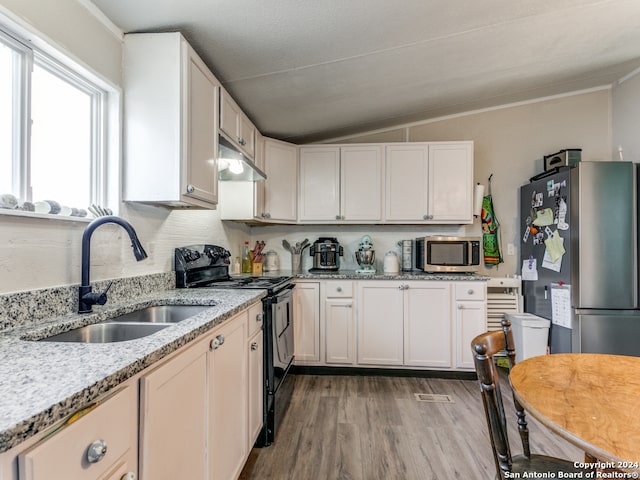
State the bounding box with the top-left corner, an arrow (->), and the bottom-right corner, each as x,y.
415,236 -> 481,272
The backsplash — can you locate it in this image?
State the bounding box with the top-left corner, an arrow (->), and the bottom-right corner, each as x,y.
0,273 -> 174,332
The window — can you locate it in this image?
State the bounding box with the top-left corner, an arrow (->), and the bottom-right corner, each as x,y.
0,27 -> 107,214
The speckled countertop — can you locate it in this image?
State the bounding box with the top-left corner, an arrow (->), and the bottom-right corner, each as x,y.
294,269 -> 489,281
0,286 -> 265,453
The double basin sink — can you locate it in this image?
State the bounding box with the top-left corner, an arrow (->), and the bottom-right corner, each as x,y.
38,305 -> 211,344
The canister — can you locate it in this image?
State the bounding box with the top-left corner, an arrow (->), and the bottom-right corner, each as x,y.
401,240 -> 413,271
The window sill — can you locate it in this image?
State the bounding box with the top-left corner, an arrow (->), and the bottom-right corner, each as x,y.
0,208 -> 94,223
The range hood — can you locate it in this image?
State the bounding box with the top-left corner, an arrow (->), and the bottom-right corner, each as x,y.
218,136 -> 266,181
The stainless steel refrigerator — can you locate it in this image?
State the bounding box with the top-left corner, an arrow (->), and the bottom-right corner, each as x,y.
519,161 -> 640,356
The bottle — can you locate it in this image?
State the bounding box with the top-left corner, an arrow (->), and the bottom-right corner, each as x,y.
241,241 -> 252,273
233,257 -> 241,274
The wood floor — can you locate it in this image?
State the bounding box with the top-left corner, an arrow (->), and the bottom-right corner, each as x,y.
239,372 -> 582,480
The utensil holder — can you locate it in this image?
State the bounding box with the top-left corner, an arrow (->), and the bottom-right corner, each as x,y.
291,253 -> 302,274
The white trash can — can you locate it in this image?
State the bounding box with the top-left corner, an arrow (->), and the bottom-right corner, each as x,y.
505,313 -> 550,364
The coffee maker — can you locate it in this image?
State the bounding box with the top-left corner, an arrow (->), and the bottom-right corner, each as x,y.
309,237 -> 343,272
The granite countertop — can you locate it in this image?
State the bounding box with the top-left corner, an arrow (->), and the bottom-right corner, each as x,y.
0,287 -> 265,454
294,269 -> 490,281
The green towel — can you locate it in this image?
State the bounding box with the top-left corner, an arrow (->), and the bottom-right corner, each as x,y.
481,195 -> 502,266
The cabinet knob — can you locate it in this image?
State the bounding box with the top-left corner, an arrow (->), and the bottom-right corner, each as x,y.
251,341 -> 259,350
423,214 -> 429,220
121,473 -> 136,480
336,215 -> 341,220
186,184 -> 195,194
458,304 -> 464,310
256,313 -> 263,322
336,287 -> 342,292
467,289 -> 474,295
86,439 -> 108,463
210,334 -> 225,350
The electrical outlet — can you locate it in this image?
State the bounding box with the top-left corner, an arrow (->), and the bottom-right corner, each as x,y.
507,243 -> 515,256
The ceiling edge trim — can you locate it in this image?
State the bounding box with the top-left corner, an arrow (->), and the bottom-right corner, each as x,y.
618,66 -> 640,85
322,85 -> 612,143
76,0 -> 124,41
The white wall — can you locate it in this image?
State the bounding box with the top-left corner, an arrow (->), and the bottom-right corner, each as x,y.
612,69 -> 640,162
0,0 -> 250,294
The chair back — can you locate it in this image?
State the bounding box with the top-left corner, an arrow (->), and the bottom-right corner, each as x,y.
471,319 -> 531,479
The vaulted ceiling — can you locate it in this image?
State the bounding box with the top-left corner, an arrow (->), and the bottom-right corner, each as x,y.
91,0 -> 640,143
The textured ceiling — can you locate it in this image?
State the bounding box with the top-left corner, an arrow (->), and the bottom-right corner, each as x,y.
90,0 -> 640,143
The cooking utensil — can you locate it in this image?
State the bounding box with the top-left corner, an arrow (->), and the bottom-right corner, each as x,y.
282,239 -> 291,251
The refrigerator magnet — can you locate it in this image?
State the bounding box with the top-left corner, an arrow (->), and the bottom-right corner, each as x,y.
522,226 -> 530,243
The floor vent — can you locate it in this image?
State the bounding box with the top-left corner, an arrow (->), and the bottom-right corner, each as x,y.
414,393 -> 454,403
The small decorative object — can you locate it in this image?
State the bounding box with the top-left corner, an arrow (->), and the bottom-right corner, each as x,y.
252,262 -> 263,275
43,200 -> 61,214
34,201 -> 52,214
20,201 -> 35,212
0,193 -> 18,209
70,207 -> 88,217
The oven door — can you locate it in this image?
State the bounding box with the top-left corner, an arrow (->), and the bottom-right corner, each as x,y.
270,285 -> 295,395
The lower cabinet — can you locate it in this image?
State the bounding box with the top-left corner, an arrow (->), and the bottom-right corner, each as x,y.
295,279 -> 487,371
357,282 -> 404,365
247,327 -> 264,449
293,281 -> 322,364
208,311 -> 248,480
139,340 -> 208,480
17,385 -> 138,480
324,281 -> 355,365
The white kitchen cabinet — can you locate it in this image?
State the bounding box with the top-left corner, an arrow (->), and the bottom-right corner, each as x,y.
298,145 -> 383,223
357,282 -> 404,365
123,32 -> 219,208
220,88 -> 256,159
18,386 -> 137,480
208,310 -> 248,480
403,282 -> 453,368
454,282 -> 488,370
139,339 -> 208,480
293,281 -> 322,364
262,138 -> 298,223
324,281 -> 355,365
247,303 -> 264,449
385,142 -> 473,223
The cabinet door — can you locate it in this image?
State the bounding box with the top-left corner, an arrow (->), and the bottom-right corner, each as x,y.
298,146 -> 340,221
248,330 -> 264,450
341,145 -> 383,222
253,133 -> 266,220
219,89 -> 240,142
209,313 -> 248,480
325,298 -> 354,364
385,144 -> 429,222
263,139 -> 298,222
239,115 -> 255,158
293,282 -> 321,363
404,282 -> 452,368
455,300 -> 487,370
139,340 -> 207,480
183,42 -> 219,205
357,282 -> 404,365
19,386 -> 136,480
428,143 -> 473,223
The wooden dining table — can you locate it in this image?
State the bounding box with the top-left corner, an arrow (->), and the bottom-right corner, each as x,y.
509,353 -> 640,471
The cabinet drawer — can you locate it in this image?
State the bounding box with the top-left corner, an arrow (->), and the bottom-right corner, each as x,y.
325,281 -> 353,298
455,282 -> 486,301
247,301 -> 264,338
19,386 -> 134,480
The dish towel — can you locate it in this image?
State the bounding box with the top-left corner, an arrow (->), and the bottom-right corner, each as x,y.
481,194 -> 503,266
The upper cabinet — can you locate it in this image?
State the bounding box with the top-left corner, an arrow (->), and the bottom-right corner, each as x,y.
385,142 -> 474,224
299,145 -> 383,223
220,88 -> 256,159
262,138 -> 298,223
123,33 -> 220,208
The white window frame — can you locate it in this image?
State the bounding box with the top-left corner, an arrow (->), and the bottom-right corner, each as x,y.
0,24 -> 112,219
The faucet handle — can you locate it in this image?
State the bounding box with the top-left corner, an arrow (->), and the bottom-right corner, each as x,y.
82,281 -> 113,307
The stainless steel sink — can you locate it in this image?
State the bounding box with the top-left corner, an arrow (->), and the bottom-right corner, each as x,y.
37,305 -> 212,343
39,322 -> 171,343
104,305 -> 211,324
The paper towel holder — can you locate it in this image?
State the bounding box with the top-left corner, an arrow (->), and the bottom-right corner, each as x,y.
473,182 -> 485,217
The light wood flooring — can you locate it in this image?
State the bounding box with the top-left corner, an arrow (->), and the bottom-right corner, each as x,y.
239,372 -> 582,480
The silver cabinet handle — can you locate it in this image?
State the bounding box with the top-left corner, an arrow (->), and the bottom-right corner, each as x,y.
336,215 -> 341,220
458,304 -> 464,310
121,473 -> 136,480
87,439 -> 108,463
336,287 -> 342,292
256,313 -> 264,322
251,341 -> 259,351
467,289 -> 474,295
186,184 -> 195,194
341,215 -> 346,220
423,214 -> 429,220
210,334 -> 225,350
398,285 -> 404,290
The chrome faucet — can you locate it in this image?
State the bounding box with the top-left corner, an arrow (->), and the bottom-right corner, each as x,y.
79,215 -> 148,313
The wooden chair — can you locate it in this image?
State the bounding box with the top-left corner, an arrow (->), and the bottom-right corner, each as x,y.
471,319 -> 586,480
